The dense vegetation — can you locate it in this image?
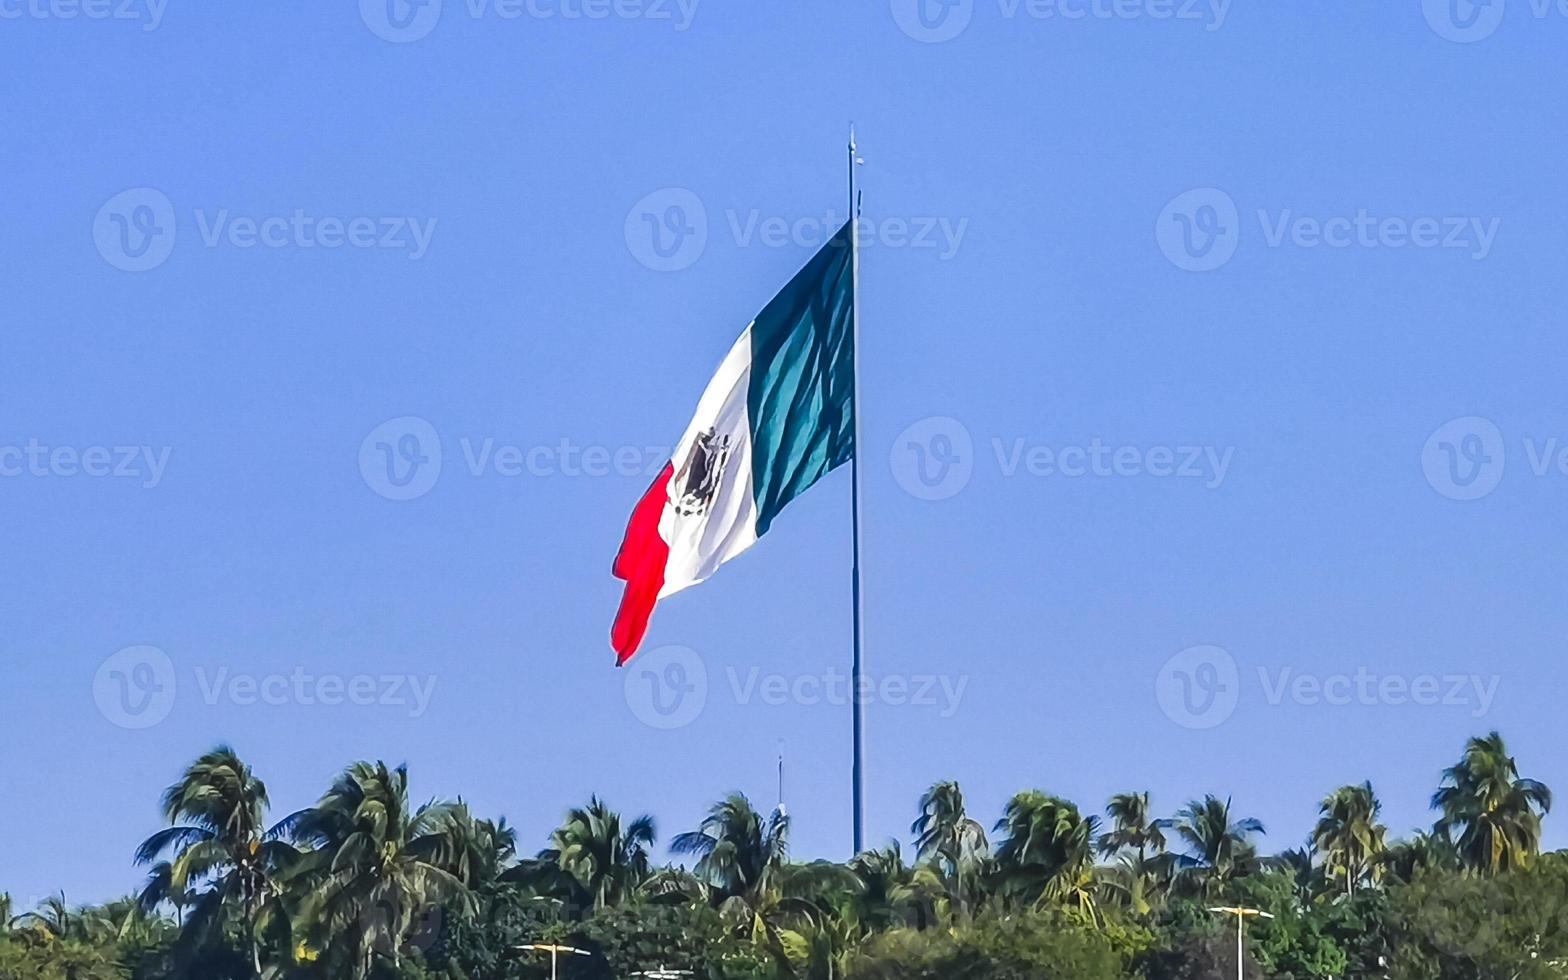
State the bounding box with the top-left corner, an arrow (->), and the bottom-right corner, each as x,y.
4,731 -> 1564,979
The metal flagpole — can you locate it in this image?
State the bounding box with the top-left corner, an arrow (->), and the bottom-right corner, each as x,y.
848,124 -> 865,855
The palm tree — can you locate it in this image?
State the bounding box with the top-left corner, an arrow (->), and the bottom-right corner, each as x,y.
1171,796 -> 1265,897
133,746 -> 295,976
779,910 -> 860,980
845,843 -> 943,932
1379,831 -> 1457,884
1312,782 -> 1387,897
1095,793 -> 1176,915
1270,845 -> 1326,908
991,791 -> 1101,917
672,793 -> 850,965
442,805 -> 517,889
134,861 -> 192,926
537,796 -> 656,910
1098,792 -> 1173,862
75,898 -> 172,947
284,761 -> 472,979
910,780 -> 988,870
1097,850 -> 1175,916
11,893 -> 74,939
909,780 -> 988,920
672,793 -> 789,910
1431,731 -> 1552,874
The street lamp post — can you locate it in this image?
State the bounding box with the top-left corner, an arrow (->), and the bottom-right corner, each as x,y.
513,943 -> 592,980
1208,906 -> 1275,980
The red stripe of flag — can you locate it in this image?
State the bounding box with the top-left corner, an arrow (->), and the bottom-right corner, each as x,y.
610,462 -> 674,665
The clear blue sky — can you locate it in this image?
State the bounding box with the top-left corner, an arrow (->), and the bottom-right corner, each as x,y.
3,1 -> 1566,907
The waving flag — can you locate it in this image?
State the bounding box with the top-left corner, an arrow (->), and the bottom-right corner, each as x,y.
611,221 -> 856,664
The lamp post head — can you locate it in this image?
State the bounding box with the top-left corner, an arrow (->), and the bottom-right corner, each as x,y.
1207,906 -> 1275,919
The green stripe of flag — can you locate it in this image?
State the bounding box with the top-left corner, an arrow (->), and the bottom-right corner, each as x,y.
747,220 -> 856,536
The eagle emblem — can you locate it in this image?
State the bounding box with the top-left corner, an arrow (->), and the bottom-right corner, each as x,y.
674,427 -> 732,518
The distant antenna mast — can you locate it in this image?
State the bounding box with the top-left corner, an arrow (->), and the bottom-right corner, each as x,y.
776,738 -> 786,814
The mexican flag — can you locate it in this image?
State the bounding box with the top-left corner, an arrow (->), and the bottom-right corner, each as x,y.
611,220 -> 857,664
